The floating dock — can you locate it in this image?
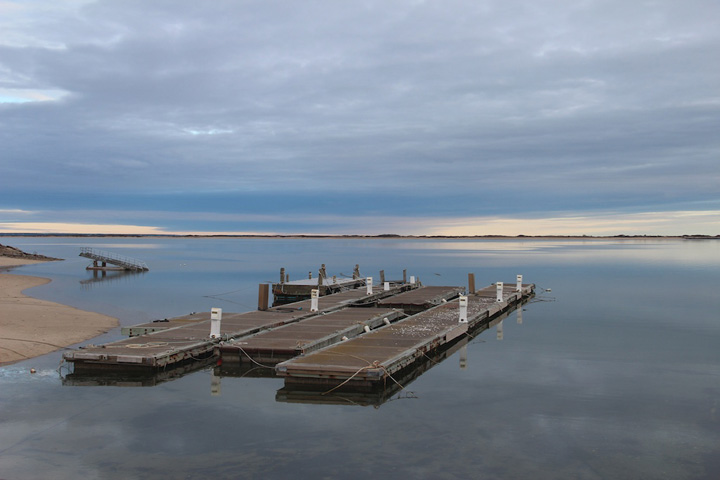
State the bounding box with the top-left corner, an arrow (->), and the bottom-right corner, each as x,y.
62,266 -> 534,396
276,283 -> 533,391
64,280 -> 420,372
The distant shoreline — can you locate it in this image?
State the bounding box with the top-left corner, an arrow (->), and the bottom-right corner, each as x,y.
0,233 -> 717,240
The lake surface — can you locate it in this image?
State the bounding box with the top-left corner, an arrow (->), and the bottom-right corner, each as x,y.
1,237 -> 718,479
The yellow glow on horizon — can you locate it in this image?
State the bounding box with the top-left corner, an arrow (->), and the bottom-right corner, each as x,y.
0,210 -> 717,237
419,210 -> 720,237
0,222 -> 279,236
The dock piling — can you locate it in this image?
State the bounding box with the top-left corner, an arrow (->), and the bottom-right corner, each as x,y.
496,282 -> 504,302
258,284 -> 269,311
458,295 -> 468,323
310,289 -> 319,312
210,308 -> 222,338
516,274 -> 523,292
366,277 -> 373,295
468,273 -> 476,294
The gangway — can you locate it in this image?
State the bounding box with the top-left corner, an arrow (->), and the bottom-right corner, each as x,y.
79,247 -> 149,271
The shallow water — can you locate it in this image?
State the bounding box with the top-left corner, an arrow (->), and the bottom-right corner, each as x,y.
1,237 -> 718,479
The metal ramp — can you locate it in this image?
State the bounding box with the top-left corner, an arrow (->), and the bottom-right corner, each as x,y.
79,247 -> 149,271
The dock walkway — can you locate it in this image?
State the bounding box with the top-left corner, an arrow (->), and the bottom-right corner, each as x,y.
64,282 -> 420,372
276,283 -> 534,390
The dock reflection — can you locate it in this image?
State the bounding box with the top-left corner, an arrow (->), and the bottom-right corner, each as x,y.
63,299 -> 530,406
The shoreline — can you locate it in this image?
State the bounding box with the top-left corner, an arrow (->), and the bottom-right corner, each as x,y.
0,258 -> 119,367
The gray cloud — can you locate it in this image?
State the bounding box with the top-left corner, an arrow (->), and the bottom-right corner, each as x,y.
1,0 -> 718,232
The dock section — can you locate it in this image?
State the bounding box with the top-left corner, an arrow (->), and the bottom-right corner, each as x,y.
276,283 -> 534,391
219,307 -> 403,364
64,282 -> 420,373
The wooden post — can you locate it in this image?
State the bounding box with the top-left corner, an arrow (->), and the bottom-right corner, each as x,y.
353,264 -> 360,280
257,284 -> 269,311
468,273 -> 476,295
379,270 -> 385,284
280,268 -> 285,284
403,269 -> 407,284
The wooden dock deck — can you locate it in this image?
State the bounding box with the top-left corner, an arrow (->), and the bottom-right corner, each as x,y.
275,283 -> 534,391
63,281 -> 420,373
219,307 -> 403,364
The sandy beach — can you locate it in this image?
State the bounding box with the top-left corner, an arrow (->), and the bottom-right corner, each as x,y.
0,257 -> 118,366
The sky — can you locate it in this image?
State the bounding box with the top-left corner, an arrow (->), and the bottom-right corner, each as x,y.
1,0 -> 718,236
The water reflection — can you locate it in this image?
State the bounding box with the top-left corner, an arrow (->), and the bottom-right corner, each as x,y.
79,269 -> 146,288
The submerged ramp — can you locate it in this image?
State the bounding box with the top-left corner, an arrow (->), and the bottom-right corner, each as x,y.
276,283 -> 534,390
79,247 -> 149,271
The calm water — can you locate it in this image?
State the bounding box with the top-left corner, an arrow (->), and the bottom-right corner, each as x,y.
1,237 -> 718,479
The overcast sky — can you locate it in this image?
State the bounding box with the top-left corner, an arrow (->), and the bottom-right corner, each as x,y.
1,0 -> 718,235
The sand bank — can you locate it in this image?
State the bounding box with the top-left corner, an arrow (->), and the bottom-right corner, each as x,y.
0,258 -> 118,366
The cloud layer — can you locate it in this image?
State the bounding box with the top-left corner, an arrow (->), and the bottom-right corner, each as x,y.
1,0 -> 718,234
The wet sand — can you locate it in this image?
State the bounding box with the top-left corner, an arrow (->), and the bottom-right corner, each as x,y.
0,258 -> 118,366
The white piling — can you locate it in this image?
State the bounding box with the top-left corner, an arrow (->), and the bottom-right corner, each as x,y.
366,277 -> 373,295
496,282 -> 504,302
383,317 -> 391,326
410,275 -> 416,284
310,289 -> 319,312
364,325 -> 371,333
516,274 -> 523,292
384,281 -> 390,291
458,295 -> 468,323
210,308 -> 222,338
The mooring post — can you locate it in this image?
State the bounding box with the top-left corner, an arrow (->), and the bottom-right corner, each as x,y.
310,289 -> 319,312
320,264 -> 327,279
308,271 -> 312,279
379,270 -> 385,284
516,274 -> 523,292
366,277 -> 373,295
210,308 -> 222,338
468,273 -> 476,295
353,264 -> 360,279
458,295 -> 468,323
257,283 -> 269,311
280,268 -> 285,284
384,281 -> 390,291
318,269 -> 323,287
403,269 -> 407,284
496,282 -> 504,302
410,275 -> 416,284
